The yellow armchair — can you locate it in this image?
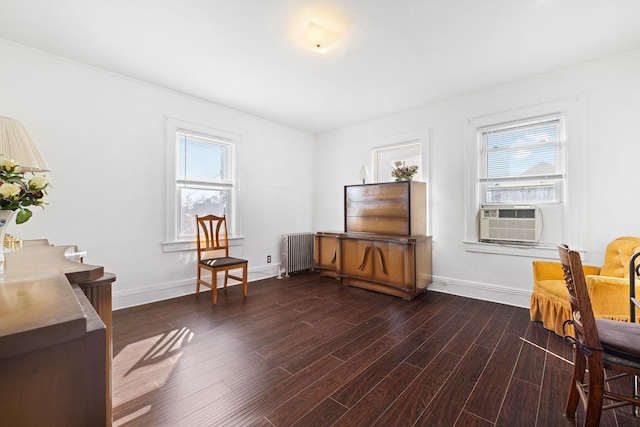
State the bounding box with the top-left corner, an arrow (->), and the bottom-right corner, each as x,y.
530,236 -> 640,335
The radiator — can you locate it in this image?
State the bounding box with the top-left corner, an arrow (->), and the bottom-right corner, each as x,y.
281,233 -> 315,276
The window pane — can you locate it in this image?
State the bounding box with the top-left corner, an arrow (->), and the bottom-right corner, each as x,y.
177,133 -> 230,182
480,116 -> 564,205
373,142 -> 421,182
486,123 -> 557,149
485,122 -> 558,180
179,187 -> 229,237
487,144 -> 557,179
486,183 -> 556,204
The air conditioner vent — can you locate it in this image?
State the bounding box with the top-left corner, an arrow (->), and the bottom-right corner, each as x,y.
479,206 -> 541,243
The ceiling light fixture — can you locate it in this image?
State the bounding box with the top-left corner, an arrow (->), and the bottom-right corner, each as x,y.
298,20 -> 343,54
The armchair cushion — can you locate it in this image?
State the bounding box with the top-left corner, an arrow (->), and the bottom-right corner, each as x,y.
530,236 -> 640,335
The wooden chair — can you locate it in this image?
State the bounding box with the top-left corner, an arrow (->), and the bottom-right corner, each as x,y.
196,215 -> 248,305
558,244 -> 640,426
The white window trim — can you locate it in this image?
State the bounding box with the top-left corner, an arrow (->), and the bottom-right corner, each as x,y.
368,129 -> 432,235
162,116 -> 243,253
463,97 -> 584,259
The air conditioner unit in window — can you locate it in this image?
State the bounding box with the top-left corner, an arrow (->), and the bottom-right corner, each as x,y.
479,205 -> 542,244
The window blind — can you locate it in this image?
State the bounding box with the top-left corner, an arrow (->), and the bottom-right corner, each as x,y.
373,141 -> 422,182
177,131 -> 232,184
481,117 -> 564,183
479,114 -> 565,204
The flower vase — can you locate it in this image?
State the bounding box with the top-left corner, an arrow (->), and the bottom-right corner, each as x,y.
0,210 -> 16,275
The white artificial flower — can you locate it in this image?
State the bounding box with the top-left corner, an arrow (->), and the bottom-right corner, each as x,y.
0,183 -> 21,198
0,158 -> 18,170
29,174 -> 48,189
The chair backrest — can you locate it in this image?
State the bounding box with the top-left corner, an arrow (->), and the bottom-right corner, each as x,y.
600,236 -> 640,278
558,244 -> 602,350
196,215 -> 230,259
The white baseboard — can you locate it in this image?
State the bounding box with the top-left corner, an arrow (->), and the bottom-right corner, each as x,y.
428,275 -> 532,309
112,264 -> 280,310
113,268 -> 532,311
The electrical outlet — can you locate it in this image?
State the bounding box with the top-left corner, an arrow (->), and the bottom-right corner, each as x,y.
267,255 -> 271,263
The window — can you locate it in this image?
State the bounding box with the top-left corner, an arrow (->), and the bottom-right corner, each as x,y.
372,141 -> 422,183
479,115 -> 565,205
367,129 -> 431,234
164,117 -> 241,252
464,97 -> 583,257
176,131 -> 233,238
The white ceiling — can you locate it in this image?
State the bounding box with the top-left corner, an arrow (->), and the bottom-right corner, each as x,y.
1,0 -> 640,134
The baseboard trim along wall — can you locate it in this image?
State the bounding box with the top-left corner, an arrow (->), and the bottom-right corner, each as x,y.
428,275 -> 531,309
113,268 -> 531,311
112,264 -> 281,310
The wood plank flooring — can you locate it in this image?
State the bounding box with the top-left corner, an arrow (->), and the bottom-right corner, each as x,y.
112,273 -> 640,426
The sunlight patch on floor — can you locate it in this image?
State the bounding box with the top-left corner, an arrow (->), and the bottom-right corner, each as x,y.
113,405 -> 151,427
112,327 -> 194,421
520,336 -> 573,365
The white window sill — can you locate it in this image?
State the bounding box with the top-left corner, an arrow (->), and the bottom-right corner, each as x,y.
162,236 -> 244,253
463,240 -> 586,260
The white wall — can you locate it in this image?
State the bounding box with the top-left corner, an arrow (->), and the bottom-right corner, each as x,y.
0,39 -> 315,309
4,37 -> 640,311
314,49 -> 640,308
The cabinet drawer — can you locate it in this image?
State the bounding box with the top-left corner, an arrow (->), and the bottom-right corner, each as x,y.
345,183 -> 408,202
345,200 -> 409,218
345,217 -> 409,235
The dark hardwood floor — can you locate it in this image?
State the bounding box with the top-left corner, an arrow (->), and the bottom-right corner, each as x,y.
112,273 -> 640,426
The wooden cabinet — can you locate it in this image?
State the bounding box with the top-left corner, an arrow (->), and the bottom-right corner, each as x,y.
0,242 -> 115,426
339,233 -> 432,300
317,181 -> 432,300
344,181 -> 426,235
314,232 -> 340,278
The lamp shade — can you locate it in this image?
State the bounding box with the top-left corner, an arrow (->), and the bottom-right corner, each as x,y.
0,116 -> 50,172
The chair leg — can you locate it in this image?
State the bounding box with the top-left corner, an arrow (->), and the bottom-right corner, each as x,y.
196,265 -> 201,295
211,269 -> 218,305
224,270 -> 228,289
566,347 -> 584,418
583,357 -> 605,427
634,375 -> 639,416
242,264 -> 248,297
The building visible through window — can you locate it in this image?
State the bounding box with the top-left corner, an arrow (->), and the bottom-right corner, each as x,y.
176,131 -> 234,238
480,115 -> 564,205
